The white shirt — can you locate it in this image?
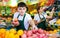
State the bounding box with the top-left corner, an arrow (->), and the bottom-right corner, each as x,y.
13,12 -> 32,30
49,18 -> 57,24
34,13 -> 47,22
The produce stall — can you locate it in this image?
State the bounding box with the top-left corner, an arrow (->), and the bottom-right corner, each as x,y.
0,0 -> 60,38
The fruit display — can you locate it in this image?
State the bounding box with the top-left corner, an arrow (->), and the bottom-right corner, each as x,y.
0,28 -> 50,38
56,19 -> 60,25
48,29 -> 60,38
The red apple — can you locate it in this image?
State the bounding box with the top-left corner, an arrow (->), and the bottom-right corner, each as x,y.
45,31 -> 49,36
43,30 -> 47,34
28,36 -> 32,38
32,29 -> 37,34
39,34 -> 44,38
21,34 -> 27,38
36,37 -> 39,38
42,36 -> 48,38
32,34 -> 37,38
38,29 -> 44,34
12,21 -> 19,26
24,30 -> 27,34
41,34 -> 45,37
36,33 -> 40,36
27,30 -> 32,37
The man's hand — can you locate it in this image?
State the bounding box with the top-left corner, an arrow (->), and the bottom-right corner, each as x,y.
29,20 -> 38,30
12,20 -> 19,26
32,25 -> 38,30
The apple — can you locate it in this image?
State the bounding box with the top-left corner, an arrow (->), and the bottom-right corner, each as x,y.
21,34 -> 27,38
28,36 -> 32,38
38,29 -> 44,34
36,33 -> 40,36
41,34 -> 45,37
43,30 -> 47,34
27,30 -> 32,37
35,37 -> 39,38
32,34 -> 37,38
46,32 -> 49,36
13,18 -> 18,22
39,34 -> 44,38
42,36 -> 48,38
32,29 -> 37,34
24,30 -> 27,34
12,21 -> 19,26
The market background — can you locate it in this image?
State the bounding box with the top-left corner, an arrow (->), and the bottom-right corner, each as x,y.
0,0 -> 60,38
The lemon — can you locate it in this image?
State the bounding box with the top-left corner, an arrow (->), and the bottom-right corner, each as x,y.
9,33 -> 15,38
56,19 -> 60,24
17,30 -> 23,36
15,34 -> 19,38
49,31 -> 53,34
9,29 -> 16,34
5,30 -> 10,38
54,30 -> 57,33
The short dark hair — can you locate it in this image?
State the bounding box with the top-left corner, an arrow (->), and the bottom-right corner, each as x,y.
37,6 -> 42,13
18,2 -> 28,11
37,6 -> 41,11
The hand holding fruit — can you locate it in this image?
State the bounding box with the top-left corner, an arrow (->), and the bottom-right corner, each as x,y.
12,18 -> 20,26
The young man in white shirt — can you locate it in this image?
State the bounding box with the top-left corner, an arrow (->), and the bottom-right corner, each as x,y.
12,2 -> 37,30
34,6 -> 54,30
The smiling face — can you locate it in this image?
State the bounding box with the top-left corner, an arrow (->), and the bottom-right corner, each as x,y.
17,2 -> 27,16
38,7 -> 44,14
18,7 -> 26,16
37,6 -> 44,14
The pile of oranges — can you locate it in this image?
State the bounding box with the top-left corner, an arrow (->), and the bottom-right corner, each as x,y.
0,29 -> 24,38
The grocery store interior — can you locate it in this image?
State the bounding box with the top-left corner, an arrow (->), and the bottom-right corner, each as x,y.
0,0 -> 60,38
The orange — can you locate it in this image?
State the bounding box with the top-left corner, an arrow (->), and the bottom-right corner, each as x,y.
0,29 -> 6,33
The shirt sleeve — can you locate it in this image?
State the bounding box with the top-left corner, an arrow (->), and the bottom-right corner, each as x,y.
49,18 -> 57,24
34,14 -> 40,22
27,14 -> 32,21
44,13 -> 47,18
13,12 -> 19,20
34,14 -> 38,20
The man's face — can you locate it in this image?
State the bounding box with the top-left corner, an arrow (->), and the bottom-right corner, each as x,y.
38,7 -> 43,13
18,7 -> 26,16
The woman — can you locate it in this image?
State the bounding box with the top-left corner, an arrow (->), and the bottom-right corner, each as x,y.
34,6 -> 54,30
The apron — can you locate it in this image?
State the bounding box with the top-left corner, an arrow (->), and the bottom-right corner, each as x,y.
16,14 -> 26,31
37,14 -> 47,30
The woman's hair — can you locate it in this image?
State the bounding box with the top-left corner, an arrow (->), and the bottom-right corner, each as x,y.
17,2 -> 28,11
